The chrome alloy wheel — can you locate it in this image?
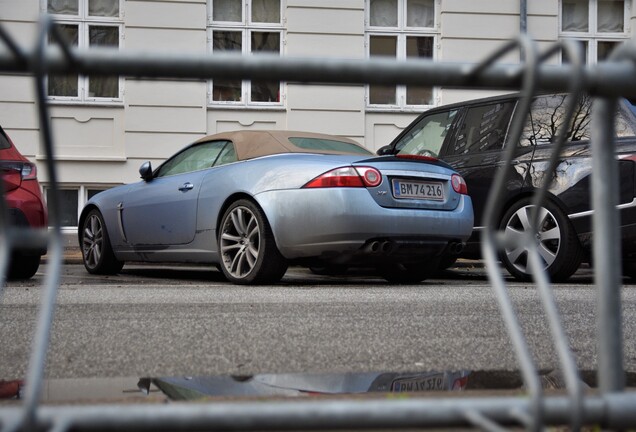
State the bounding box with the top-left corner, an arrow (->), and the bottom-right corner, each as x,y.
503,204 -> 561,273
220,206 -> 261,278
82,213 -> 104,270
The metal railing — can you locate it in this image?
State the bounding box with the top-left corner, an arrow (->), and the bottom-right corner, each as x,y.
1,14 -> 635,431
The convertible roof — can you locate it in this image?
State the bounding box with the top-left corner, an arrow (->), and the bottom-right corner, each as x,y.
193,130 -> 370,160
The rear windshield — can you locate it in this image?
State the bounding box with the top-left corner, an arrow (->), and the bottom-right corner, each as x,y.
289,137 -> 372,155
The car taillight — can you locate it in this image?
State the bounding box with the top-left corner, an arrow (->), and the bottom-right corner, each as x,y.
0,161 -> 37,180
303,166 -> 383,188
21,162 -> 37,180
451,174 -> 468,195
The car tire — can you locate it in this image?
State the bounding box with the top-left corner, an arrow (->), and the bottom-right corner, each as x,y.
499,198 -> 582,282
7,253 -> 41,280
218,199 -> 288,285
623,261 -> 636,280
379,261 -> 436,284
80,209 -> 124,275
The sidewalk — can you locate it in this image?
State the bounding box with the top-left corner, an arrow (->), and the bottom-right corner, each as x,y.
42,246 -> 83,265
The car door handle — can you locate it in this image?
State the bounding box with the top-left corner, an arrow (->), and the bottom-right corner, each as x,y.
178,182 -> 194,191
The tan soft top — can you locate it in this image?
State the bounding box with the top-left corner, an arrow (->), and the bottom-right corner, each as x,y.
193,130 -> 369,160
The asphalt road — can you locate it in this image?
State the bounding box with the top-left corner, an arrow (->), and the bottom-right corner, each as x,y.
1,262 -> 635,384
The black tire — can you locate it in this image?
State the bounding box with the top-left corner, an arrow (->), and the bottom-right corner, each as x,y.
379,260 -> 436,284
218,199 -> 288,285
80,209 -> 124,275
623,261 -> 636,280
499,197 -> 582,282
7,253 -> 41,280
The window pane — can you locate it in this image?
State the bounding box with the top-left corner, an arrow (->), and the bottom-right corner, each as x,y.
369,36 -> 396,104
157,141 -> 229,177
562,0 -> 589,32
395,110 -> 459,156
452,103 -> 515,154
598,41 -> 620,61
407,0 -> 434,27
251,81 -> 279,102
252,31 -> 279,53
406,37 -> 433,105
214,143 -> 238,166
252,0 -> 280,23
48,24 -> 79,97
370,0 -> 397,27
213,0 -> 242,22
213,31 -> 242,101
251,32 -> 280,102
48,0 -> 78,15
525,95 -> 592,146
288,137 -> 373,155
89,26 -> 119,98
47,189 -> 78,227
89,0 -> 119,17
87,189 -> 106,200
598,0 -> 624,32
562,40 -> 588,64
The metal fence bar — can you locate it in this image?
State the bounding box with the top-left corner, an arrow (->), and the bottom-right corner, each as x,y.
1,393 -> 636,431
16,16 -> 65,431
1,17 -> 634,431
591,96 -> 625,394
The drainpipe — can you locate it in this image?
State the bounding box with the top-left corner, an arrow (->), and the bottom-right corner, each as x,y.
520,0 -> 527,34
520,0 -> 527,61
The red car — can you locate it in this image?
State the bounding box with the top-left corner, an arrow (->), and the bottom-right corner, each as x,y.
0,125 -> 47,279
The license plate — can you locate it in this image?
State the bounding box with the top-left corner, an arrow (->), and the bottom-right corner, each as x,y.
391,373 -> 446,392
392,179 -> 444,200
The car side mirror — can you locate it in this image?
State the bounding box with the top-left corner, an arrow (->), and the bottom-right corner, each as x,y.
376,145 -> 393,156
139,161 -> 153,181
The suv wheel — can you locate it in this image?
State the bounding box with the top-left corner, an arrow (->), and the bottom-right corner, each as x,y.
499,198 -> 582,282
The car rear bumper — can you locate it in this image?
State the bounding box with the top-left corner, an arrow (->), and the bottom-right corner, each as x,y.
256,188 -> 473,260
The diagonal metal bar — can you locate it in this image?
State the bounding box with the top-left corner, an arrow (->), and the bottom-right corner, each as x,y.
16,15 -> 65,431
525,39 -> 586,432
476,34 -> 543,432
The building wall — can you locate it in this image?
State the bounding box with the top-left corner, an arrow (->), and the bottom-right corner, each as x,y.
0,0 -> 632,229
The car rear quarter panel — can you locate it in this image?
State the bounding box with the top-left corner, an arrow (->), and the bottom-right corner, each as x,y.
195,154 -> 367,250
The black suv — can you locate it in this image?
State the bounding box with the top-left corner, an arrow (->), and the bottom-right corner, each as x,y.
378,93 -> 636,282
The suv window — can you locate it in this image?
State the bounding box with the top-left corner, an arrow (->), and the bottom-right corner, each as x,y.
446,102 -> 515,156
395,109 -> 459,158
0,130 -> 11,150
524,94 -> 636,146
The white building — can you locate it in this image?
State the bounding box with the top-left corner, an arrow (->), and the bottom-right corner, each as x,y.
0,0 -> 633,233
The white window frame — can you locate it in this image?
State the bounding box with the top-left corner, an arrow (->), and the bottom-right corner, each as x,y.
207,0 -> 285,108
365,0 -> 439,111
559,0 -> 630,64
43,0 -> 124,103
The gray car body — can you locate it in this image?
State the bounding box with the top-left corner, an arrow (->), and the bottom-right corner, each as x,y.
81,152 -> 473,266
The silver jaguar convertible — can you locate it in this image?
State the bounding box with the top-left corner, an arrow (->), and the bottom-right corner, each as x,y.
78,130 -> 473,284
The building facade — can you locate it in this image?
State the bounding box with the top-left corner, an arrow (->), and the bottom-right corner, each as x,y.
0,0 -> 634,232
